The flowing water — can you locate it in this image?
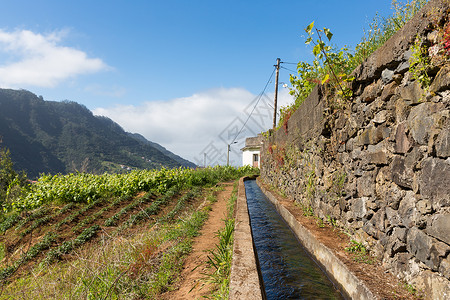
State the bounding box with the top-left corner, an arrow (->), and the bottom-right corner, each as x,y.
245,179 -> 345,299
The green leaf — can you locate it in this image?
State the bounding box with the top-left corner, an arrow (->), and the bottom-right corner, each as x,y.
305,36 -> 312,45
313,44 -> 321,56
305,21 -> 314,34
324,28 -> 333,41
319,41 -> 325,50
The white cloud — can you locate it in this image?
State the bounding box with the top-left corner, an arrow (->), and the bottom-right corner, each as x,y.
93,87 -> 293,166
0,29 -> 108,88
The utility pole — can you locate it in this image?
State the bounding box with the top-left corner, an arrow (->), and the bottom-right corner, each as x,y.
273,58 -> 281,130
227,141 -> 237,166
204,153 -> 206,168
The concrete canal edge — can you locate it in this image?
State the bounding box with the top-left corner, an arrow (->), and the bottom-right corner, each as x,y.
229,176 -> 378,299
256,177 -> 377,300
229,177 -> 265,300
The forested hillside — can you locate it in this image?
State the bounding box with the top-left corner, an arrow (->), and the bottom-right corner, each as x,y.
0,89 -> 194,177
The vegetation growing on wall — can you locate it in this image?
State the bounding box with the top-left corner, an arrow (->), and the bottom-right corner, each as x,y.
409,12 -> 450,93
262,0 -> 450,297
410,37 -> 433,92
280,0 -> 429,127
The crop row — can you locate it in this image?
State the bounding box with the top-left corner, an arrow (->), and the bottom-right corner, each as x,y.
116,186 -> 182,232
0,232 -> 57,281
0,224 -> 102,283
161,187 -> 201,222
104,192 -> 154,227
54,197 -> 105,230
15,207 -> 51,231
42,225 -> 100,265
0,204 -> 74,241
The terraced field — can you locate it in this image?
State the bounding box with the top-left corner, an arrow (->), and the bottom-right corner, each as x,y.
0,166 -> 255,299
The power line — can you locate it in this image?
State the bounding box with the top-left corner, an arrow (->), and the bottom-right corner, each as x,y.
281,61 -> 298,65
280,66 -> 298,74
264,97 -> 280,116
231,67 -> 276,144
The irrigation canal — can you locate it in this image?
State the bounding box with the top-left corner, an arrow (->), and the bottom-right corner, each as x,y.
244,179 -> 345,299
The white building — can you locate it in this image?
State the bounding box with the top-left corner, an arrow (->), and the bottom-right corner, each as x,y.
241,135 -> 263,168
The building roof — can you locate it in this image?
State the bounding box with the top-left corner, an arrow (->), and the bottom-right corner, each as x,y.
241,134 -> 263,151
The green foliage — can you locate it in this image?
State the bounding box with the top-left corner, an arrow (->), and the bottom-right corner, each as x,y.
0,243 -> 5,262
351,0 -> 428,69
139,209 -> 209,297
284,23 -> 354,126
15,207 -> 51,231
333,171 -> 347,191
0,166 -> 257,289
43,225 -> 100,265
306,169 -> 316,200
0,265 -> 16,281
122,186 -> 180,229
204,219 -> 234,299
226,181 -> 239,219
305,22 -> 355,99
8,165 -> 258,211
316,217 -> 326,228
0,147 -> 28,211
301,204 -> 314,217
0,212 -> 20,233
328,171 -> 347,203
161,188 -> 201,222
345,239 -> 366,253
200,185 -> 238,299
0,169 -> 247,297
24,232 -> 57,261
282,0 -> 428,125
326,215 -> 338,228
410,37 -> 432,91
345,240 -> 374,264
399,281 -> 423,298
104,192 -> 154,227
0,231 -> 57,281
19,215 -> 52,238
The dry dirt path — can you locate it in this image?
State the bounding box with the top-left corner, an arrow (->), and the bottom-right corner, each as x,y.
162,182 -> 234,300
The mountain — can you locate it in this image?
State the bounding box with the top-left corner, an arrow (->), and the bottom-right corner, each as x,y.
0,88 -> 196,178
127,133 -> 196,169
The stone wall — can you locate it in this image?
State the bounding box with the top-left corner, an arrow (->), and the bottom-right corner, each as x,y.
260,0 -> 450,298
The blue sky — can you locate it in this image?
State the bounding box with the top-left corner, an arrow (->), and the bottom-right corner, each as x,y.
0,0 -> 396,165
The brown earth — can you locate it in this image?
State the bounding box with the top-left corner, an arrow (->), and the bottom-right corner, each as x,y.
162,182 -> 234,300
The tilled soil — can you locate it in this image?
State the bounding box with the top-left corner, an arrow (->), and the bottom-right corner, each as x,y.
0,190 -> 180,283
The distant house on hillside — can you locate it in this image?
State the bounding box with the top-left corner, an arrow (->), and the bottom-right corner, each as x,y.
241,134 -> 263,168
